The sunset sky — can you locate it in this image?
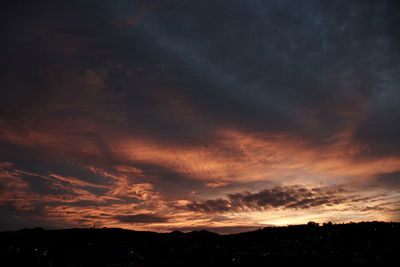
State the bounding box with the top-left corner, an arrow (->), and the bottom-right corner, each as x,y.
1,0 -> 400,234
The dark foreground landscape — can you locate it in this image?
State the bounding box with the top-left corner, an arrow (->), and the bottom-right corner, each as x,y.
1,222 -> 399,266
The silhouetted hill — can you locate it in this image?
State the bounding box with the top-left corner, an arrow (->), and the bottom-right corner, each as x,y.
0,222 -> 399,266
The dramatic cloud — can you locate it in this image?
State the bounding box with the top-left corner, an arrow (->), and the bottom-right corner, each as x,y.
186,186 -> 347,213
1,0 -> 400,232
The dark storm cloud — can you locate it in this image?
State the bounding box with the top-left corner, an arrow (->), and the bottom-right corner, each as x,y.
1,0 -> 399,155
114,213 -> 169,224
139,0 -> 400,145
187,186 -> 347,213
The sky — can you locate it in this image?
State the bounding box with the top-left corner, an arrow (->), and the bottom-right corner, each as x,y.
1,0 -> 400,234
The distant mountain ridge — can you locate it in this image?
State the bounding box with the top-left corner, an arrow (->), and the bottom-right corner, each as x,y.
1,222 -> 399,266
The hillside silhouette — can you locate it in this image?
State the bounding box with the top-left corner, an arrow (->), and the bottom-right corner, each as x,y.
1,221 -> 399,266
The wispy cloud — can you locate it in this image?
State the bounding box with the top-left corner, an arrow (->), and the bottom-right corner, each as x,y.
186,185 -> 348,213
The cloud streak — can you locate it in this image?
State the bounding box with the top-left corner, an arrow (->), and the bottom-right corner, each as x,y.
186,186 -> 347,213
